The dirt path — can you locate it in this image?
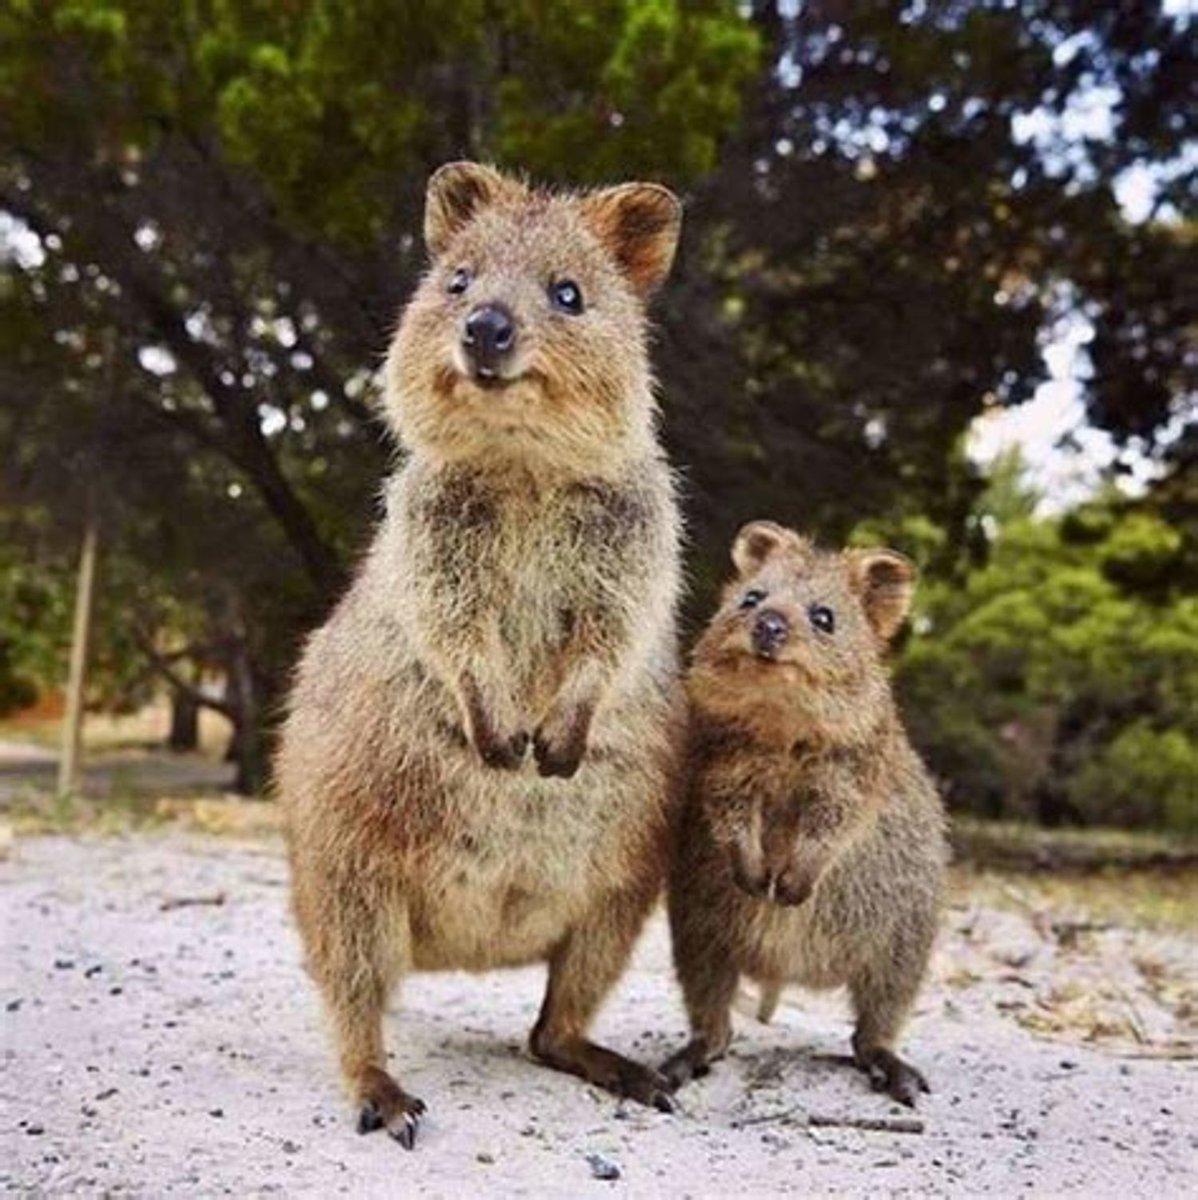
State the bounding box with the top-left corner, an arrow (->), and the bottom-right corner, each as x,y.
0,739 -> 235,803
2,835 -> 1195,1197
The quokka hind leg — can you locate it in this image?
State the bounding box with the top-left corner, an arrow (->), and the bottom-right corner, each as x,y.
849,951 -> 932,1108
298,879 -> 425,1147
530,888 -> 675,1113
659,918 -> 739,1091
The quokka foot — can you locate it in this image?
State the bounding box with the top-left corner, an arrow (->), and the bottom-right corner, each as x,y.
354,1066 -> 428,1149
659,1037 -> 718,1091
532,1034 -> 675,1112
855,1046 -> 930,1108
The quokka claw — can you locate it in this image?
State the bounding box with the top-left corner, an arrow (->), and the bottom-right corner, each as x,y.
861,1048 -> 929,1108
388,1109 -> 421,1150
355,1069 -> 427,1148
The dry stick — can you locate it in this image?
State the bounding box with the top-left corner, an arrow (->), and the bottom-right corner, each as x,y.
808,1113 -> 925,1134
159,892 -> 227,912
732,1107 -> 925,1134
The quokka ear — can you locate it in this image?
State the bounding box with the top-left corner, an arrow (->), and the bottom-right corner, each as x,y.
731,520 -> 807,576
847,549 -> 917,641
579,182 -> 682,295
424,162 -> 520,257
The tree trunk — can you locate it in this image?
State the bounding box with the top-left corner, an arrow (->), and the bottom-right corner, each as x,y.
223,638 -> 268,795
57,508 -> 99,796
229,419 -> 346,604
167,687 -> 199,752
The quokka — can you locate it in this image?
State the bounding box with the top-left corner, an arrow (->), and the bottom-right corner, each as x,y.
276,162 -> 687,1146
663,521 -> 947,1106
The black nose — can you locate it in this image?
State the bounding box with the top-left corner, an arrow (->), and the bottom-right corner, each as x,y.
463,303 -> 516,377
751,609 -> 789,657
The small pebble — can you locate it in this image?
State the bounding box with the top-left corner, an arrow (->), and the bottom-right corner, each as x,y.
586,1153 -> 621,1182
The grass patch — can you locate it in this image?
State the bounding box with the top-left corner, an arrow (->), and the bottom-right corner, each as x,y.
3,790 -> 279,839
950,816 -> 1198,872
952,863 -> 1198,932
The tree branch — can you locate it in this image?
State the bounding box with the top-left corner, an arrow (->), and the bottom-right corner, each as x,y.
2,183 -> 345,598
131,627 -> 236,721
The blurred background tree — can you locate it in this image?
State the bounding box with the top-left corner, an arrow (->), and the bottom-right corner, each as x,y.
1,1 -> 1193,823
897,449 -> 1197,833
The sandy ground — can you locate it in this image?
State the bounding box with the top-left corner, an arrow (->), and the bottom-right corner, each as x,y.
2,834 -> 1195,1198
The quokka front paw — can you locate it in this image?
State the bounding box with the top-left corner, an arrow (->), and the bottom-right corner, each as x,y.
532,702 -> 594,779
474,727 -> 529,770
459,674 -> 528,770
532,730 -> 585,778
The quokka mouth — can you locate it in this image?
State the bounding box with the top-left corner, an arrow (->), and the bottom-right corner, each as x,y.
706,643 -> 815,686
443,364 -> 541,397
706,645 -> 784,672
471,372 -> 513,392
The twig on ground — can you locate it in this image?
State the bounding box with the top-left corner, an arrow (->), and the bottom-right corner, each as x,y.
1117,1046 -> 1197,1061
159,891 -> 226,911
808,1113 -> 925,1134
731,1106 -> 804,1128
732,1107 -> 925,1134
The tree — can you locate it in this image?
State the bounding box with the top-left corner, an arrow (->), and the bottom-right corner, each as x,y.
896,460 -> 1198,833
0,1 -> 759,788
659,1 -> 1195,609
0,0 -> 759,594
2,2 -> 1192,796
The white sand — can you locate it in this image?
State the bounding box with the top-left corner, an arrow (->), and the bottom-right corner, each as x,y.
2,834 -> 1194,1197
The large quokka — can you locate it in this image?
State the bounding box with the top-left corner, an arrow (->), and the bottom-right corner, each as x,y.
663,522 -> 947,1106
277,163 -> 686,1146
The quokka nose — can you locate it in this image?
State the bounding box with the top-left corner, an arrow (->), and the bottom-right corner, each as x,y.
462,303 -> 516,377
751,609 -> 790,655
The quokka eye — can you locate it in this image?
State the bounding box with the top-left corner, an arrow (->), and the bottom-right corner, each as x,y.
447,267 -> 472,295
739,588 -> 767,610
550,278 -> 584,314
808,604 -> 835,634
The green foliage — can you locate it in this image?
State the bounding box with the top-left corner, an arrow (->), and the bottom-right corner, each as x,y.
0,513 -> 159,717
496,1 -> 759,183
896,471 -> 1198,834
0,543 -> 62,715
1071,722 -> 1198,832
2,1 -> 756,246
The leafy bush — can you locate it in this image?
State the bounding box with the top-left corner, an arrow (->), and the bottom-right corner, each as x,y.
894,476 -> 1197,834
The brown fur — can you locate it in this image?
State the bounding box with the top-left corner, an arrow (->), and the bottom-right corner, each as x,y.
662,523 -> 948,1106
277,163 -> 685,1145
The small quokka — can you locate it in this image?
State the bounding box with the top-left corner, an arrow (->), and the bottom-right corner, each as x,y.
662,521 -> 947,1106
277,162 -> 687,1148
